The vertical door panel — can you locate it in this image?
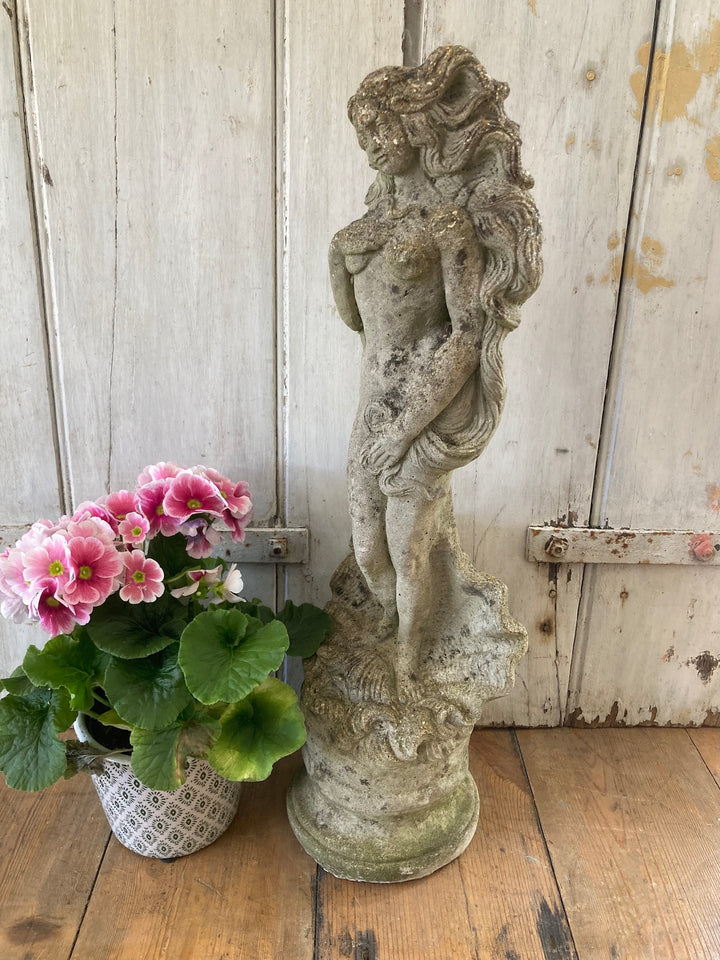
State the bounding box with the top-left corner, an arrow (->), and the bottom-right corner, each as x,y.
18,0 -> 277,602
567,4 -> 720,726
282,3 -> 405,615
0,7 -> 62,672
421,0 -> 657,723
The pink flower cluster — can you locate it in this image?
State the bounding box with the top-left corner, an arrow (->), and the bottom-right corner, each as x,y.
0,464 -> 252,637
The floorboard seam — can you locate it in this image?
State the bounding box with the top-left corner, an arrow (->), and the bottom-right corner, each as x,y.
511,729 -> 581,960
684,728 -> 720,789
66,831 -> 112,960
312,863 -> 323,960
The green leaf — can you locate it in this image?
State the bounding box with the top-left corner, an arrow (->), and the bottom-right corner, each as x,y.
129,715 -> 221,790
1,667 -> 33,696
207,678 -> 306,782
103,643 -> 192,730
0,688 -> 75,791
238,600 -> 275,624
276,600 -> 333,658
86,592 -> 186,659
22,629 -> 108,712
146,532 -> 207,579
178,608 -> 288,705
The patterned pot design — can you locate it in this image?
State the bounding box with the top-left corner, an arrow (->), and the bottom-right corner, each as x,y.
74,717 -> 243,859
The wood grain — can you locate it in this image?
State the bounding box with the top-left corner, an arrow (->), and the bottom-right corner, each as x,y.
567,0 -> 720,727
70,753 -> 316,960
315,730 -> 576,960
0,774 -> 110,960
0,4 -> 63,674
688,727 -> 720,787
421,0 -> 658,725
18,0 -> 279,520
517,728 -> 720,960
281,3 -> 404,665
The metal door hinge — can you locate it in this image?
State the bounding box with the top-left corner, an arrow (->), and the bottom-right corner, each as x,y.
526,526 -> 720,566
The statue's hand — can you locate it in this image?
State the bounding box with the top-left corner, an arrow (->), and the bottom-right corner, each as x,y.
360,433 -> 411,475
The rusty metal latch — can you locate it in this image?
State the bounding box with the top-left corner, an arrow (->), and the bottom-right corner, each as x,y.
219,527 -> 310,564
526,526 -> 720,566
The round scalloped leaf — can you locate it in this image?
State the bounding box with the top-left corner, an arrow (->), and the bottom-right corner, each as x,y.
86,593 -> 186,659
129,715 -> 221,790
22,630 -> 108,712
207,678 -> 305,782
276,600 -> 333,658
0,688 -> 75,791
103,643 -> 192,730
178,608 -> 288,705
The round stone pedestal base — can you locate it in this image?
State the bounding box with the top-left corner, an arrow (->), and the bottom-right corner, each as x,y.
287,764 -> 479,883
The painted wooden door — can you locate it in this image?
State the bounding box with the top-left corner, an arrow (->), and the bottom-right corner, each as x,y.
2,0 -> 717,725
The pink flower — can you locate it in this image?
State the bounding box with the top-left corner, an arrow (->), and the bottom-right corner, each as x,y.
62,517 -> 116,546
118,512 -> 150,545
137,480 -> 184,537
163,473 -> 227,521
63,536 -> 124,606
17,519 -> 58,551
169,567 -> 217,599
72,500 -> 118,531
688,534 -> 716,561
181,518 -> 224,559
137,462 -> 182,485
104,489 -> 140,522
0,548 -> 32,621
23,534 -> 75,595
31,584 -> 92,636
119,551 -> 165,604
218,510 -> 251,543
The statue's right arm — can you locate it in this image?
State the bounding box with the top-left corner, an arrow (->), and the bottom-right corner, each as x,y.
329,236 -> 364,335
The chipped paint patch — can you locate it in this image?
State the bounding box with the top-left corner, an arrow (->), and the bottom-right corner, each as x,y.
601,235 -> 674,293
662,646 -> 675,662
565,134 -> 576,153
707,482 -> 720,512
688,651 -> 719,683
527,0 -> 537,16
630,20 -> 720,123
706,135 -> 720,181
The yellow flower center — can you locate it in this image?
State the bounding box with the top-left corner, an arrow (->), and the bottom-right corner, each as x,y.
79,565 -> 93,580
48,560 -> 64,577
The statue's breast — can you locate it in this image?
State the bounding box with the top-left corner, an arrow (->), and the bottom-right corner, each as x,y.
382,235 -> 436,280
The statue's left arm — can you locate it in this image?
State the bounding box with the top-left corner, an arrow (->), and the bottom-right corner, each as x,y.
362,207 -> 487,473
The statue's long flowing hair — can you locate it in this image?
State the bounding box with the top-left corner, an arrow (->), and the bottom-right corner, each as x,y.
349,46 -> 543,495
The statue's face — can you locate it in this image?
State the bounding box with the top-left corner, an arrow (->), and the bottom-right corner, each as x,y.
353,106 -> 416,176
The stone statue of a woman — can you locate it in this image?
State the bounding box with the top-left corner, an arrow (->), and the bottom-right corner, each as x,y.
288,45 -> 542,882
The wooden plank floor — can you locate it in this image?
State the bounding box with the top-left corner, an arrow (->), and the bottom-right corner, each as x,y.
1,729 -> 717,960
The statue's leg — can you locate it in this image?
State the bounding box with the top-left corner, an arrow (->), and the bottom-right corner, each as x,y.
385,486 -> 451,687
347,455 -> 398,634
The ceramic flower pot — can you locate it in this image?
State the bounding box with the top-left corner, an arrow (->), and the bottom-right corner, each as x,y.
74,715 -> 243,859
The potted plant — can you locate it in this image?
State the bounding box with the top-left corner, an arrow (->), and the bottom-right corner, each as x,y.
0,462 -> 330,858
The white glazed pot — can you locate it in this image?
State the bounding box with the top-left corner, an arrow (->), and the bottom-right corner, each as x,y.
74,714 -> 243,859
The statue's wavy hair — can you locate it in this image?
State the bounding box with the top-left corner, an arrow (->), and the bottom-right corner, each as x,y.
348,46 -> 543,495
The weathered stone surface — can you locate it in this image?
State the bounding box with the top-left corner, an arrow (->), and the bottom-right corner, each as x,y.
287,44 -> 542,882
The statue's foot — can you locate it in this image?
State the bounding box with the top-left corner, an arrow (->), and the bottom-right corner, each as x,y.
395,674 -> 425,704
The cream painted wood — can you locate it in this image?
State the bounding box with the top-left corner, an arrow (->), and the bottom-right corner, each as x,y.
0,10 -> 62,673
19,0 -> 278,521
281,3 -> 405,627
420,0 -> 658,724
567,2 -> 720,727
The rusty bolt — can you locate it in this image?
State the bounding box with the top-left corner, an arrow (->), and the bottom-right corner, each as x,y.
268,537 -> 288,558
545,535 -> 569,559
